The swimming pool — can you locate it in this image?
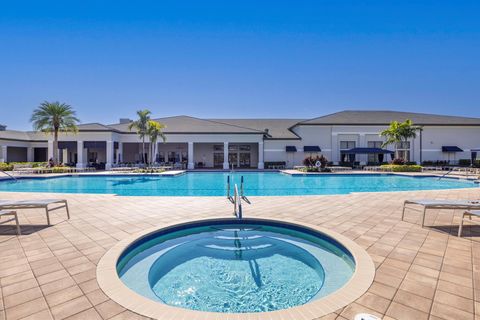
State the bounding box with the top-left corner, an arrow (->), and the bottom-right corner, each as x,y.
118,220 -> 354,312
98,217 -> 374,318
0,172 -> 476,196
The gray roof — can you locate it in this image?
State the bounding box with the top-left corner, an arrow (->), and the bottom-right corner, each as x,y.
77,123 -> 117,131
108,115 -> 266,134
211,119 -> 303,139
0,130 -> 47,141
299,110 -> 480,126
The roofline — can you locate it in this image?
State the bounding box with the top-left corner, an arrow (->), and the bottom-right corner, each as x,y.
0,138 -> 48,143
122,131 -> 266,135
296,123 -> 480,127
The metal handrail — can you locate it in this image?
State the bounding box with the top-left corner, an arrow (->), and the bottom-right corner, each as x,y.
226,175 -> 231,199
0,170 -> 17,182
438,168 -> 454,180
240,175 -> 244,197
233,184 -> 242,219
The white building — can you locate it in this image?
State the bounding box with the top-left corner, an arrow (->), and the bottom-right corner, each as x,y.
1,110 -> 479,169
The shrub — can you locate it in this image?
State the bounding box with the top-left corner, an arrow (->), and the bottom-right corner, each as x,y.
391,158 -> 406,165
458,159 -> 471,166
0,163 -> 13,171
303,155 -> 328,168
381,164 -> 423,172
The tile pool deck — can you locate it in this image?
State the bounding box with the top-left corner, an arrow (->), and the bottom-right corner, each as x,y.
0,188 -> 479,319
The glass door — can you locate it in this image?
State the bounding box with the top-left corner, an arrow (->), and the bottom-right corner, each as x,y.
213,153 -> 224,168
239,153 -> 251,168
228,152 -> 238,168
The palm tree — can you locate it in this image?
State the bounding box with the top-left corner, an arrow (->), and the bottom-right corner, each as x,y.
380,119 -> 421,160
146,120 -> 166,164
128,109 -> 151,164
30,101 -> 79,164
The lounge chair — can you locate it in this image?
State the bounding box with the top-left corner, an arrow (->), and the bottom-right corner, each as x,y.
0,199 -> 70,225
402,199 -> 480,227
458,210 -> 480,237
0,210 -> 21,235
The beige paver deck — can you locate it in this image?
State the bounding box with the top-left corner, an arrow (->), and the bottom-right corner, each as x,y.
1,187 -> 480,319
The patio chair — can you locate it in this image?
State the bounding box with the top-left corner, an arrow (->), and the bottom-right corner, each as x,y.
402,199 -> 480,227
0,210 -> 21,235
458,210 -> 480,237
0,199 -> 70,225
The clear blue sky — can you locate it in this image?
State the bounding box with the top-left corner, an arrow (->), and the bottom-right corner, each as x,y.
1,1 -> 479,130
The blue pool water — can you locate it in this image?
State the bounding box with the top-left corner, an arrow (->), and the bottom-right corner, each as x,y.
0,172 -> 476,196
117,220 -> 355,313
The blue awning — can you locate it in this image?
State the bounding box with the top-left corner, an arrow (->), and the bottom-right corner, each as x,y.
341,147 -> 394,154
303,146 -> 321,152
286,146 -> 297,152
442,146 -> 463,152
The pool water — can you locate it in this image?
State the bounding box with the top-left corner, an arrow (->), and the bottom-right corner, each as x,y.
0,172 -> 476,196
117,222 -> 355,313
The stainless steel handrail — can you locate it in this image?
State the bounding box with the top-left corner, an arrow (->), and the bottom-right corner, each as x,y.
233,184 -> 242,219
438,168 -> 454,180
0,170 -> 17,182
226,175 -> 231,199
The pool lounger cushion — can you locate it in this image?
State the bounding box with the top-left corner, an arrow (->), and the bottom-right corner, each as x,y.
402,199 -> 480,227
458,210 -> 480,237
0,199 -> 70,225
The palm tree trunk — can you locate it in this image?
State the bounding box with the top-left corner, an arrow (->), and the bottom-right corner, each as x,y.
142,137 -> 145,164
53,130 -> 59,165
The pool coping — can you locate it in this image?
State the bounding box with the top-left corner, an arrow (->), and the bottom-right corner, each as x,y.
97,216 -> 376,320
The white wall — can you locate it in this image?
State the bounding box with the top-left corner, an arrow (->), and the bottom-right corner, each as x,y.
1,124 -> 479,166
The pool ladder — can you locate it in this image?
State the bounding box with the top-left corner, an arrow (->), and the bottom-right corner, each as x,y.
227,175 -> 249,219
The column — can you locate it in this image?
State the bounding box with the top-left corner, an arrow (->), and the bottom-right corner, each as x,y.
47,140 -> 54,160
258,142 -> 264,169
187,142 -> 194,170
0,145 -> 7,163
359,134 -> 367,165
223,142 -> 229,169
76,141 -> 85,168
27,147 -> 34,162
106,141 -> 114,170
116,142 -> 123,164
62,149 -> 68,164
331,133 -> 339,165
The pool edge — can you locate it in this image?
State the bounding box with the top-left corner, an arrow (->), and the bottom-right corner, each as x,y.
97,216 -> 375,320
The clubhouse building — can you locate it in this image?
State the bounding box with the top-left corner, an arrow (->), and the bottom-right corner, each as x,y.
1,110 -> 479,169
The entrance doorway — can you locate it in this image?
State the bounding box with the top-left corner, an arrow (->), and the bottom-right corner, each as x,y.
213,153 -> 224,168
229,144 -> 252,168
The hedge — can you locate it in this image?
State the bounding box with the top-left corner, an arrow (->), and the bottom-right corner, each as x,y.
380,164 -> 423,172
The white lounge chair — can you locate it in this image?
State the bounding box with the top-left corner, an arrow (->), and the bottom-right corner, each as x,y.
0,199 -> 69,225
402,199 -> 480,227
0,210 -> 21,235
458,210 -> 480,237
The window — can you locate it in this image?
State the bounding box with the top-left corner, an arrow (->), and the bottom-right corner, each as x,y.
239,145 -> 251,151
340,141 -> 356,163
397,141 -> 410,161
340,141 -> 355,150
213,144 -> 224,152
368,141 -> 383,163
